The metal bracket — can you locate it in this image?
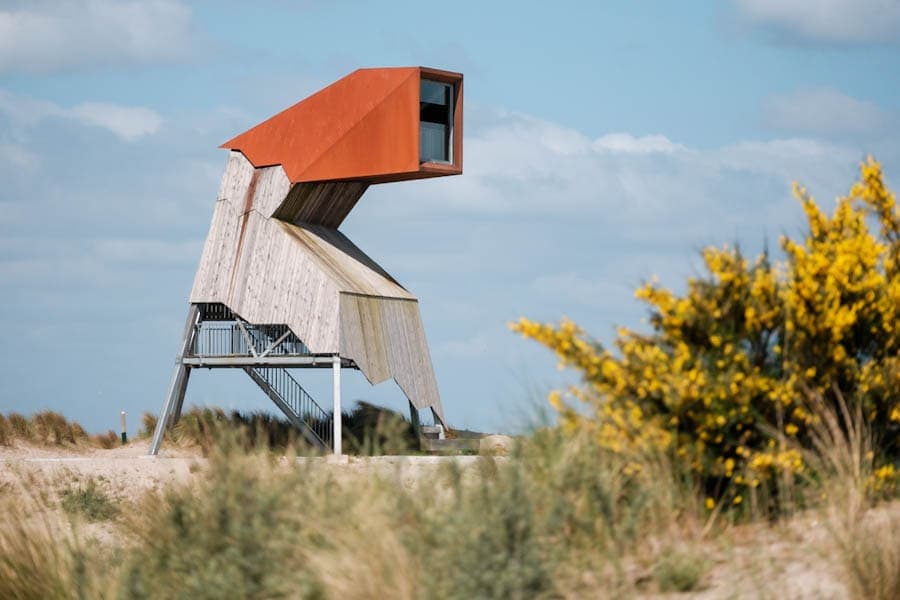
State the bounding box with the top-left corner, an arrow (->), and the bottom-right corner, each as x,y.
235,320 -> 259,358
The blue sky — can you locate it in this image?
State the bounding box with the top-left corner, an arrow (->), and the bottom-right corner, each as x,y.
1,0 -> 899,436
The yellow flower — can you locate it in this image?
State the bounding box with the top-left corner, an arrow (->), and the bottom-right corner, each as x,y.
890,406 -> 900,423
705,497 -> 715,510
875,464 -> 895,481
548,390 -> 563,410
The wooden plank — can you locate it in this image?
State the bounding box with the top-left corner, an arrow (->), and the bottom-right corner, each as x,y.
337,293 -> 443,419
252,164 -> 292,217
217,151 -> 255,203
275,181 -> 369,228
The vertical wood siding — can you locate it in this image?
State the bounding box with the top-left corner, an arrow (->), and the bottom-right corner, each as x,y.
189,151 -> 443,417
275,181 -> 369,228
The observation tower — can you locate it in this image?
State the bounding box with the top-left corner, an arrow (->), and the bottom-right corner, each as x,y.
149,67 -> 463,455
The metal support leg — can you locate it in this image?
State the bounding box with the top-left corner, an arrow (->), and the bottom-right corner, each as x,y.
409,400 -> 421,439
332,354 -> 342,456
149,305 -> 199,455
169,366 -> 192,426
430,407 -> 448,431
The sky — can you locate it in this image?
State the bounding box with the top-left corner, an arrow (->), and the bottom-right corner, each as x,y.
1,0 -> 899,436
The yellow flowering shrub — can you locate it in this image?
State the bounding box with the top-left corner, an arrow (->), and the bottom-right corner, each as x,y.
512,158 -> 900,503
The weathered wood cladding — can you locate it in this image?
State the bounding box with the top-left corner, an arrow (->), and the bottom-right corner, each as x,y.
340,293 -> 443,420
190,151 -> 443,418
275,181 -> 369,228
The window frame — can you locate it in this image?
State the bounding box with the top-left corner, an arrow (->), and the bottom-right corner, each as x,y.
417,67 -> 463,173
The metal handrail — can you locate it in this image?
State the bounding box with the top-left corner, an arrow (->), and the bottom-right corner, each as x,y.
191,323 -> 310,357
251,367 -> 332,447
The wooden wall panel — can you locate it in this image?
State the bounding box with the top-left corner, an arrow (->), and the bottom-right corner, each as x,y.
253,165 -> 292,217
189,152 -> 444,417
339,293 -> 444,421
191,152 -> 253,302
229,213 -> 342,353
340,294 -> 391,383
217,151 -> 255,203
282,223 -> 411,298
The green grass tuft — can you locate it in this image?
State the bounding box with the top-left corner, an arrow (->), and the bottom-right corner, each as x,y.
60,480 -> 118,521
652,547 -> 709,593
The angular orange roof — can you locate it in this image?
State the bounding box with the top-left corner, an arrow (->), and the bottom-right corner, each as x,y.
221,66 -> 463,185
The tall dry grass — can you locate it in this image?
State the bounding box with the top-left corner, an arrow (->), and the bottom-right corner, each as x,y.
0,414 -> 10,446
0,488 -> 106,599
0,400 -> 896,598
0,426 -> 716,598
0,410 -> 118,449
795,389 -> 900,600
141,403 -> 419,456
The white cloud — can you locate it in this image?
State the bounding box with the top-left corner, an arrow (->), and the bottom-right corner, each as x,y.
365,108 -> 862,241
716,137 -> 858,176
733,0 -> 900,44
763,88 -> 892,135
0,237 -> 202,288
0,0 -> 193,73
68,102 -> 164,141
0,90 -> 163,141
0,142 -> 38,169
593,133 -> 687,154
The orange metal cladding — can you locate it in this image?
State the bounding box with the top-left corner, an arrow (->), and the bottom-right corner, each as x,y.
221,66 -> 463,185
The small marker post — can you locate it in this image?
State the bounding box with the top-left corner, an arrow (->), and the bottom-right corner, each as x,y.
120,411 -> 127,445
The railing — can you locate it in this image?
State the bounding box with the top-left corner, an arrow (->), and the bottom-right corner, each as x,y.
248,367 -> 332,448
192,322 -> 310,357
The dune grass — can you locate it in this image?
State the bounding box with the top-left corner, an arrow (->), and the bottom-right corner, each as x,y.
0,401 -> 896,598
0,410 -> 120,450
60,479 -> 119,522
141,403 -> 419,456
0,427 -> 716,598
2,402 -> 418,455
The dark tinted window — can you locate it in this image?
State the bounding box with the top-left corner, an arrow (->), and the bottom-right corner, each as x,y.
420,80 -> 453,162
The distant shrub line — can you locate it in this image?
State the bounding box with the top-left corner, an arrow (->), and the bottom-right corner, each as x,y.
144,403 -> 420,455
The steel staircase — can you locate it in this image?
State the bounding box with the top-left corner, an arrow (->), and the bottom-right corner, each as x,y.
244,367 -> 332,450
